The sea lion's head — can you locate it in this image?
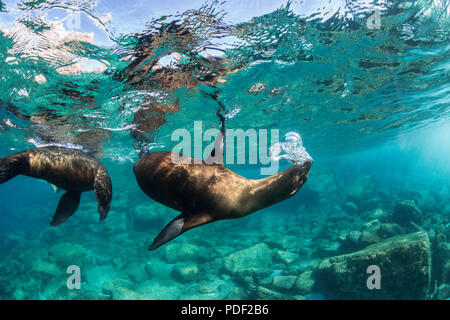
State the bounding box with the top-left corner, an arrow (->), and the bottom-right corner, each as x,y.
288,158 -> 313,196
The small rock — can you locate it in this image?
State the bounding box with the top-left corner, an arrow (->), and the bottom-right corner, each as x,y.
348,231 -> 362,244
224,243 -> 274,277
101,279 -> 144,300
171,262 -> 200,282
379,223 -> 404,237
126,263 -> 148,283
314,241 -> 340,258
256,286 -> 284,299
437,284 -> 450,300
144,261 -> 154,279
198,283 -> 216,294
272,275 -> 297,291
248,83 -> 266,93
276,250 -> 299,265
112,287 -> 147,300
359,220 -> 383,246
294,271 -> 315,295
337,233 -> 348,243
164,243 -> 203,263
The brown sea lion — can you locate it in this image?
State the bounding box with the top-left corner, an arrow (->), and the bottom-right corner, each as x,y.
133,135 -> 312,250
0,146 -> 112,226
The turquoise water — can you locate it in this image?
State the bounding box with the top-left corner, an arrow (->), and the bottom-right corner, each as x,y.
0,0 -> 449,300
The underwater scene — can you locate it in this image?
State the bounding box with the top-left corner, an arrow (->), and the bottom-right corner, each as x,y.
0,0 -> 449,300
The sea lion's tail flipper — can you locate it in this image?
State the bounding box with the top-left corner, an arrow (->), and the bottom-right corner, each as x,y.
50,191 -> 81,226
149,212 -> 213,250
94,165 -> 112,221
0,154 -> 23,184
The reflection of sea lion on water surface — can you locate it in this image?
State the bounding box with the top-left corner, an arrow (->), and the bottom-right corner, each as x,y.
134,133 -> 313,250
116,20 -> 244,147
0,146 -> 112,226
1,97 -> 110,159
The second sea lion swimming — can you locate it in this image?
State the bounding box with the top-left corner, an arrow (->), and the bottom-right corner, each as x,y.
134,133 -> 313,250
0,146 -> 112,226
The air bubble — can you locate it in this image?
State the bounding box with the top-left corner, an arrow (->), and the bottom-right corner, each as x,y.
269,132 -> 312,166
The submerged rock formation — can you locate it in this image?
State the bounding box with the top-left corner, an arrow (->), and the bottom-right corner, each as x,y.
314,232 -> 431,299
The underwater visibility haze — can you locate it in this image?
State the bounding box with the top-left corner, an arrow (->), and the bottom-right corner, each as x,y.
0,0 -> 449,300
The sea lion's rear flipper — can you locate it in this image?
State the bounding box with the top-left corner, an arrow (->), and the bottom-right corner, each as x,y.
149,212 -> 213,250
50,191 -> 81,226
94,166 -> 112,221
0,154 -> 23,184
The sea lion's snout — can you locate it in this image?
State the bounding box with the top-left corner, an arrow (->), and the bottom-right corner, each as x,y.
296,159 -> 313,186
300,159 -> 313,177
303,159 -> 313,170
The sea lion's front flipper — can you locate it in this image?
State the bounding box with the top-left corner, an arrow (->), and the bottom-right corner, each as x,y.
149,212 -> 214,250
94,166 -> 112,221
149,214 -> 185,250
50,191 -> 82,226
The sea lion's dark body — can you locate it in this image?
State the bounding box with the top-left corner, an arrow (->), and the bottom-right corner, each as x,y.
134,151 -> 312,250
0,146 -> 112,225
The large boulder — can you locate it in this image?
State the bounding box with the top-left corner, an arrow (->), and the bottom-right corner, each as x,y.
224,243 -> 273,277
314,232 -> 431,299
392,200 -> 422,227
